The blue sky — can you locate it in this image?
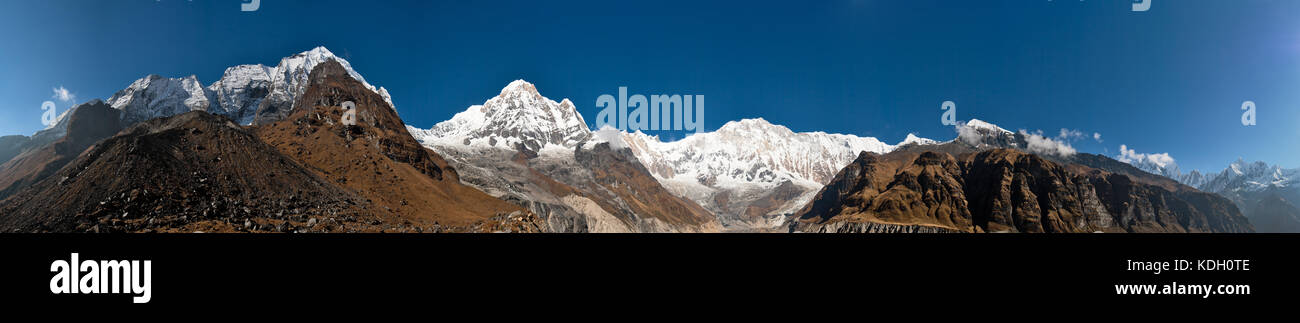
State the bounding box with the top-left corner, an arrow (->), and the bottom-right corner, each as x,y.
1,0 -> 1296,172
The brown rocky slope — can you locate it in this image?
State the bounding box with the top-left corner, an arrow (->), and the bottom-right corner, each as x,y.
253,60 -> 540,232
0,111 -> 371,233
792,148 -> 1254,233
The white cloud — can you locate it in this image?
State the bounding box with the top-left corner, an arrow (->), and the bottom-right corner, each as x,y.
951,121 -> 1089,158
955,123 -> 983,146
51,86 -> 76,103
1019,129 -> 1076,157
1117,144 -> 1176,169
1058,128 -> 1085,141
589,125 -> 629,150
1093,133 -> 1103,142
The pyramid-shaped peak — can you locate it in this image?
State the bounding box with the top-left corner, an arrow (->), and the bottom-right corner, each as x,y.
300,46 -> 337,58
500,79 -> 539,96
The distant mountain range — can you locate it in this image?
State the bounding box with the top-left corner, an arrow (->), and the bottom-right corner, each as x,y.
1123,156 -> 1300,233
0,46 -> 1279,233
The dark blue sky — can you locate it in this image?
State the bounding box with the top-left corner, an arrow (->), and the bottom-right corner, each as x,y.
1,0 -> 1297,171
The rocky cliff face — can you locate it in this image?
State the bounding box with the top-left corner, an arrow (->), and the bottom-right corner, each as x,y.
792,148 -> 1254,233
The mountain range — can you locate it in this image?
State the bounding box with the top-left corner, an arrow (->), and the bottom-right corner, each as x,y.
1123,156 -> 1300,233
0,46 -> 1278,233
0,57 -> 535,232
408,80 -> 718,232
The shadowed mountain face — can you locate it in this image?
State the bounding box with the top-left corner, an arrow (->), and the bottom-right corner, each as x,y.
1248,194 -> 1300,233
792,148 -> 1254,233
254,60 -> 541,232
0,100 -> 122,200
0,136 -> 30,165
572,142 -> 720,232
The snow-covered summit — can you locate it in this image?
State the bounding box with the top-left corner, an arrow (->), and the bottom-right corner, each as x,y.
965,118 -> 1012,134
500,79 -> 540,96
623,117 -> 911,187
407,80 -> 941,229
1201,158 -> 1298,193
899,133 -> 940,147
63,46 -> 395,129
109,74 -> 213,125
412,79 -> 590,151
619,117 -> 937,223
207,64 -> 274,124
259,47 -> 394,117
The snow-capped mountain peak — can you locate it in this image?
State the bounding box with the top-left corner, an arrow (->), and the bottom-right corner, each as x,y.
621,117 -> 932,224
256,46 -> 394,122
965,118 -> 1012,134
500,79 -> 541,97
1227,158 -> 1271,177
108,74 -> 213,125
899,133 -> 939,146
954,118 -> 1019,149
1121,152 -> 1298,195
1208,159 -> 1296,191
46,46 -> 395,132
407,79 -> 941,229
411,79 -> 590,151
715,118 -> 796,137
207,64 -> 273,124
